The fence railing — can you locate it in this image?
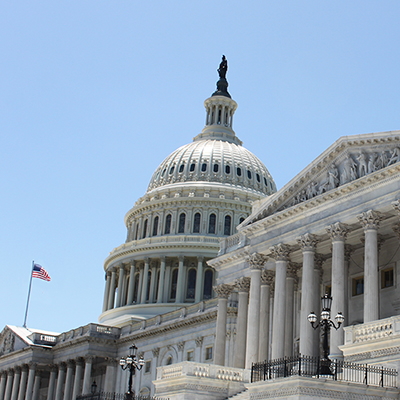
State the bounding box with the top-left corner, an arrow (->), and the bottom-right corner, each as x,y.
251,355 -> 398,388
76,392 -> 168,400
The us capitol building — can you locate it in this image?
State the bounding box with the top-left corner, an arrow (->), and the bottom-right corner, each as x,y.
1,58 -> 400,400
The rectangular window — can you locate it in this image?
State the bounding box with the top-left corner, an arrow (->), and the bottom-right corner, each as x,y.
381,267 -> 394,289
187,350 -> 194,361
145,360 -> 151,374
205,346 -> 213,361
352,276 -> 364,296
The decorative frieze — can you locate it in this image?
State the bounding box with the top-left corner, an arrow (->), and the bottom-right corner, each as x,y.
326,222 -> 349,241
297,233 -> 318,251
235,277 -> 250,292
269,244 -> 291,261
248,252 -> 268,269
358,210 -> 381,230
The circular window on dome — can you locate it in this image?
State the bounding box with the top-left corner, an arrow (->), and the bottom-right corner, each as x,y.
256,173 -> 260,182
236,167 -> 242,177
201,163 -> 207,172
179,164 -> 185,173
189,163 -> 196,172
169,166 -> 175,175
247,170 -> 252,179
225,165 -> 231,174
213,164 -> 219,173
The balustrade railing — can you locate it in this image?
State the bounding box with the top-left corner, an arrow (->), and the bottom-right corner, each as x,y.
251,355 -> 397,388
76,392 -> 168,400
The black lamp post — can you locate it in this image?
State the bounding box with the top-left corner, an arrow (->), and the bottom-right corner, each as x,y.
119,344 -> 145,400
307,293 -> 344,375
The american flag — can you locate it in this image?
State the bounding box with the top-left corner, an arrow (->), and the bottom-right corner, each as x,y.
32,263 -> 51,282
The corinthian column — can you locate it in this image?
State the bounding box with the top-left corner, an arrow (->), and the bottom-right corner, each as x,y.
157,257 -> 166,304
245,253 -> 267,368
358,210 -> 381,323
175,256 -> 185,303
214,284 -> 234,366
54,363 -> 66,400
0,372 -> 7,400
259,270 -> 274,361
270,244 -> 290,360
11,367 -> 20,400
326,222 -> 348,360
4,370 -> 13,400
233,277 -> 250,368
195,256 -> 204,303
47,365 -> 57,400
63,361 -> 74,400
285,263 -> 299,357
82,356 -> 94,395
126,261 -> 136,305
25,363 -> 36,400
140,258 -> 150,304
107,269 -> 117,310
298,233 -> 318,357
102,272 -> 111,312
71,359 -> 84,400
17,366 -> 28,400
116,264 -> 126,307
32,370 -> 41,400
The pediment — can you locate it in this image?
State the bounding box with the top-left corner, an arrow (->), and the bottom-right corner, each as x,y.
246,130 -> 400,225
0,327 -> 15,356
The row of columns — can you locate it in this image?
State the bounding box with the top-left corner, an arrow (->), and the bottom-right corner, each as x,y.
214,209 -> 384,367
103,257 -> 208,312
0,356 -> 97,400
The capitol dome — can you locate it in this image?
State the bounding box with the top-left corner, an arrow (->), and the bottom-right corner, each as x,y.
99,57 -> 276,327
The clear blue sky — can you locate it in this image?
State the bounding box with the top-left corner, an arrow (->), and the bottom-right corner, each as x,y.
2,1 -> 400,333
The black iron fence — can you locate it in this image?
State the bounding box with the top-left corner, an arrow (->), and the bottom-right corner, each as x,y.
251,355 -> 398,388
76,392 -> 168,400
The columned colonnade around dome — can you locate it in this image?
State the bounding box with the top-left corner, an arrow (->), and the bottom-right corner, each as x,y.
102,255 -> 215,312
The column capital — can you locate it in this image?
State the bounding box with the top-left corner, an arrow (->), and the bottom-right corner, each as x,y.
287,262 -> 300,279
392,199 -> 400,215
6,369 -> 13,376
235,276 -> 250,292
34,369 -> 41,377
261,269 -> 275,286
297,233 -> 318,251
197,256 -> 204,262
84,355 -> 95,363
248,252 -> 268,269
393,223 -> 400,239
28,362 -> 37,370
58,362 -> 67,371
13,366 -> 21,373
104,357 -> 118,367
326,222 -> 348,241
160,256 -> 166,262
269,244 -> 291,261
152,348 -> 160,357
49,364 -> 58,373
178,256 -> 184,263
177,342 -> 185,351
213,284 -> 234,299
66,360 -> 75,368
358,209 -> 381,230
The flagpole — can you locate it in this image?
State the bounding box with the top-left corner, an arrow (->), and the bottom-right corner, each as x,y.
23,261 -> 34,328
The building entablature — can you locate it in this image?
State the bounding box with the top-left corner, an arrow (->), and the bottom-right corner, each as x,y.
241,131 -> 400,231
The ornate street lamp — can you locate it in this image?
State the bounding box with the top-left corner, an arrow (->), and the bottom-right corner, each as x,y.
307,293 -> 344,375
120,344 -> 145,400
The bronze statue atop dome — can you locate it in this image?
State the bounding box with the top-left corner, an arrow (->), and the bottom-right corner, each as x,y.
212,55 -> 231,98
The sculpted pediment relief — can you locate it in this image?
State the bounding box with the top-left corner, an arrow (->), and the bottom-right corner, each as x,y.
0,327 -> 15,356
247,131 -> 400,224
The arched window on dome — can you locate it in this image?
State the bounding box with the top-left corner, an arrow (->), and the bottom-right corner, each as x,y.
201,163 -> 207,172
178,213 -> 186,234
236,167 -> 242,177
189,163 -> 196,172
135,224 -> 139,240
217,108 -> 222,124
225,165 -> 230,174
179,164 -> 185,173
164,214 -> 171,234
146,270 -> 151,302
133,273 -> 140,303
153,216 -> 159,236
247,170 -> 252,179
203,269 -> 214,300
208,213 -> 216,234
186,269 -> 196,300
170,268 -> 178,300
224,215 -> 232,236
142,219 -> 148,238
169,165 -> 175,175
213,164 -> 219,173
193,213 -> 201,233
256,173 -> 261,182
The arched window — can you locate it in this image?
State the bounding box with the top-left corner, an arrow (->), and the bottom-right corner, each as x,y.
178,213 -> 186,233
193,213 -> 201,233
153,216 -> 159,236
247,170 -> 252,179
179,164 -> 185,173
169,165 -> 175,175
186,269 -> 196,300
213,164 -> 219,173
166,356 -> 173,365
201,163 -> 207,172
124,276 -> 129,305
142,219 -> 148,238
146,271 -> 151,302
208,213 -> 216,234
155,270 -> 160,302
256,173 -> 261,182
239,217 -> 245,224
224,215 -> 232,236
164,214 -> 171,234
189,163 -> 196,172
237,167 -> 242,176
203,269 -> 214,300
133,273 -> 140,303
135,224 -> 139,240
170,269 -> 178,300
225,165 -> 231,174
